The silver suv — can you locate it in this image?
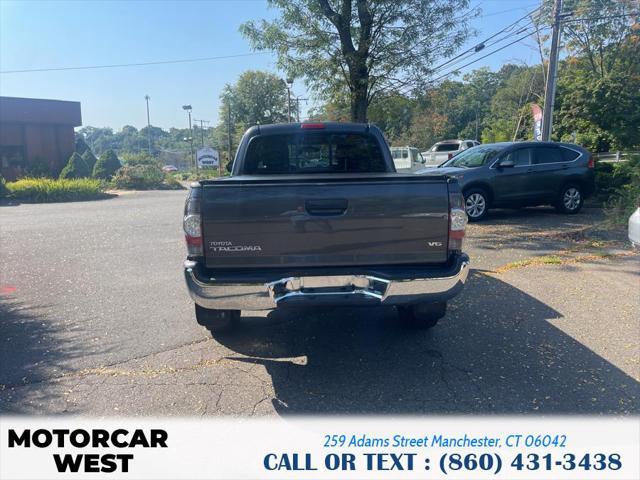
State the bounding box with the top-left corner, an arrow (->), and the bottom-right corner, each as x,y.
422,139 -> 480,167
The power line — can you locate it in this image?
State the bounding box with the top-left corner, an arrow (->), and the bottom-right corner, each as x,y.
424,4 -> 544,77
478,4 -> 541,19
430,21 -> 540,76
411,20 -> 545,91
561,13 -> 638,23
428,26 -> 551,85
0,52 -> 268,74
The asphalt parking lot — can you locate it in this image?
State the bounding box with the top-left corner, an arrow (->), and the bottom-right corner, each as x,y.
1,190 -> 638,415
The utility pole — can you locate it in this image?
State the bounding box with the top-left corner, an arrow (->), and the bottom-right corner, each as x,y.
227,97 -> 232,175
193,119 -> 210,147
144,95 -> 152,155
541,0 -> 563,142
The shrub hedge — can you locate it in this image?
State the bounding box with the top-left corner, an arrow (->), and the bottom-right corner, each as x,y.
25,158 -> 51,178
601,155 -> 640,224
6,178 -> 105,202
112,164 -> 164,189
59,152 -> 91,179
0,175 -> 8,198
82,150 -> 98,171
93,150 -> 121,179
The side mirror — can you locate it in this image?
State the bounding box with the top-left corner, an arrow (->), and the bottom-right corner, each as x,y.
225,161 -> 233,173
498,158 -> 515,168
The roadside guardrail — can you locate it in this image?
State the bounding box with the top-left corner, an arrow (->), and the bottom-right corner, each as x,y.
594,151 -> 638,163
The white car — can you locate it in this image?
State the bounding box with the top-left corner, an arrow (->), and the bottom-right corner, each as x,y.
629,207 -> 640,247
421,139 -> 480,167
390,146 -> 425,171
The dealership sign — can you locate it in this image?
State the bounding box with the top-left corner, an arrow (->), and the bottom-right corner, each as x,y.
197,147 -> 219,169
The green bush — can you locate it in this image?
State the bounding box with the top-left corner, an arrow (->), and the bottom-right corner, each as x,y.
6,178 -> 105,202
82,150 -> 98,172
121,152 -> 162,167
604,155 -> 640,224
112,164 -> 164,189
75,135 -> 90,155
0,175 -> 8,198
93,150 -> 121,179
25,158 -> 51,178
59,152 -> 91,179
172,169 -> 222,181
162,174 -> 185,190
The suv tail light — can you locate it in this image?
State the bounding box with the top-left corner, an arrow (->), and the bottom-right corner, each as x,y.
184,183 -> 203,257
587,155 -> 594,169
448,153 -> 454,160
448,189 -> 467,253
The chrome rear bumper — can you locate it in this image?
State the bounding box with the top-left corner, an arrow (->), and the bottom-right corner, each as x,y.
184,255 -> 469,311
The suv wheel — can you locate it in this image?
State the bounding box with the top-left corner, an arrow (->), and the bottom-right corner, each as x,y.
556,184 -> 583,214
195,304 -> 239,333
464,188 -> 489,221
398,301 -> 447,329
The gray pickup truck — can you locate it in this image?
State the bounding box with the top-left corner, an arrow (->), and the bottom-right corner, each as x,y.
183,122 -> 469,332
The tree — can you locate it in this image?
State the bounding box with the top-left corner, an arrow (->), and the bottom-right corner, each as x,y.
92,150 -> 121,179
560,0 -> 637,78
120,152 -> 162,167
241,0 -> 472,122
481,66 -> 544,143
81,149 -> 98,172
396,110 -> 450,150
553,27 -> 640,151
221,71 -> 289,127
59,152 -> 90,179
75,135 -> 90,155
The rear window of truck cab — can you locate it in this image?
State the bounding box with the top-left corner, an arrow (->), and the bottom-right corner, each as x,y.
434,143 -> 460,152
243,132 -> 387,174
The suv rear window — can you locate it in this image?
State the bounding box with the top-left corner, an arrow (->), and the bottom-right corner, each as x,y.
533,147 -> 564,164
560,147 -> 581,161
435,143 -> 460,152
244,132 -> 387,174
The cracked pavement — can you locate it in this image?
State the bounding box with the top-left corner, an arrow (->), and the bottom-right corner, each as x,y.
1,191 -> 638,415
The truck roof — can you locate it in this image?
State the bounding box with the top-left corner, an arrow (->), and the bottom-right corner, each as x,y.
246,122 -> 374,135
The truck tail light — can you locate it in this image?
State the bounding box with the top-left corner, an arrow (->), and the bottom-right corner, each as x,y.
587,155 -> 594,169
184,183 -> 203,257
448,190 -> 467,253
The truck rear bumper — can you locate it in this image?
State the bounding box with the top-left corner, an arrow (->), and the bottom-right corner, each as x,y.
184,254 -> 470,311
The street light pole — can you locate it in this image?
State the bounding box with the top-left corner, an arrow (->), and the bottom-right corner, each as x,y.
541,0 -> 563,142
182,105 -> 195,171
144,95 -> 152,155
285,78 -> 293,122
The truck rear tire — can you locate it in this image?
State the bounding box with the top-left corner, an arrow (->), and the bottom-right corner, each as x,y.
398,301 -> 447,329
195,304 -> 239,333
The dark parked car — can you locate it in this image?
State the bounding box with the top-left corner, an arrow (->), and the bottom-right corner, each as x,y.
417,141 -> 595,221
183,122 -> 469,333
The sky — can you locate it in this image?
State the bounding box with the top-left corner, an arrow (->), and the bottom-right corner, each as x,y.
0,0 -> 542,130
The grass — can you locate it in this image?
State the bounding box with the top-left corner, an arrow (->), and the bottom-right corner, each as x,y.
5,177 -> 106,203
495,255 -> 563,273
171,169 -> 226,182
495,252 -> 635,273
